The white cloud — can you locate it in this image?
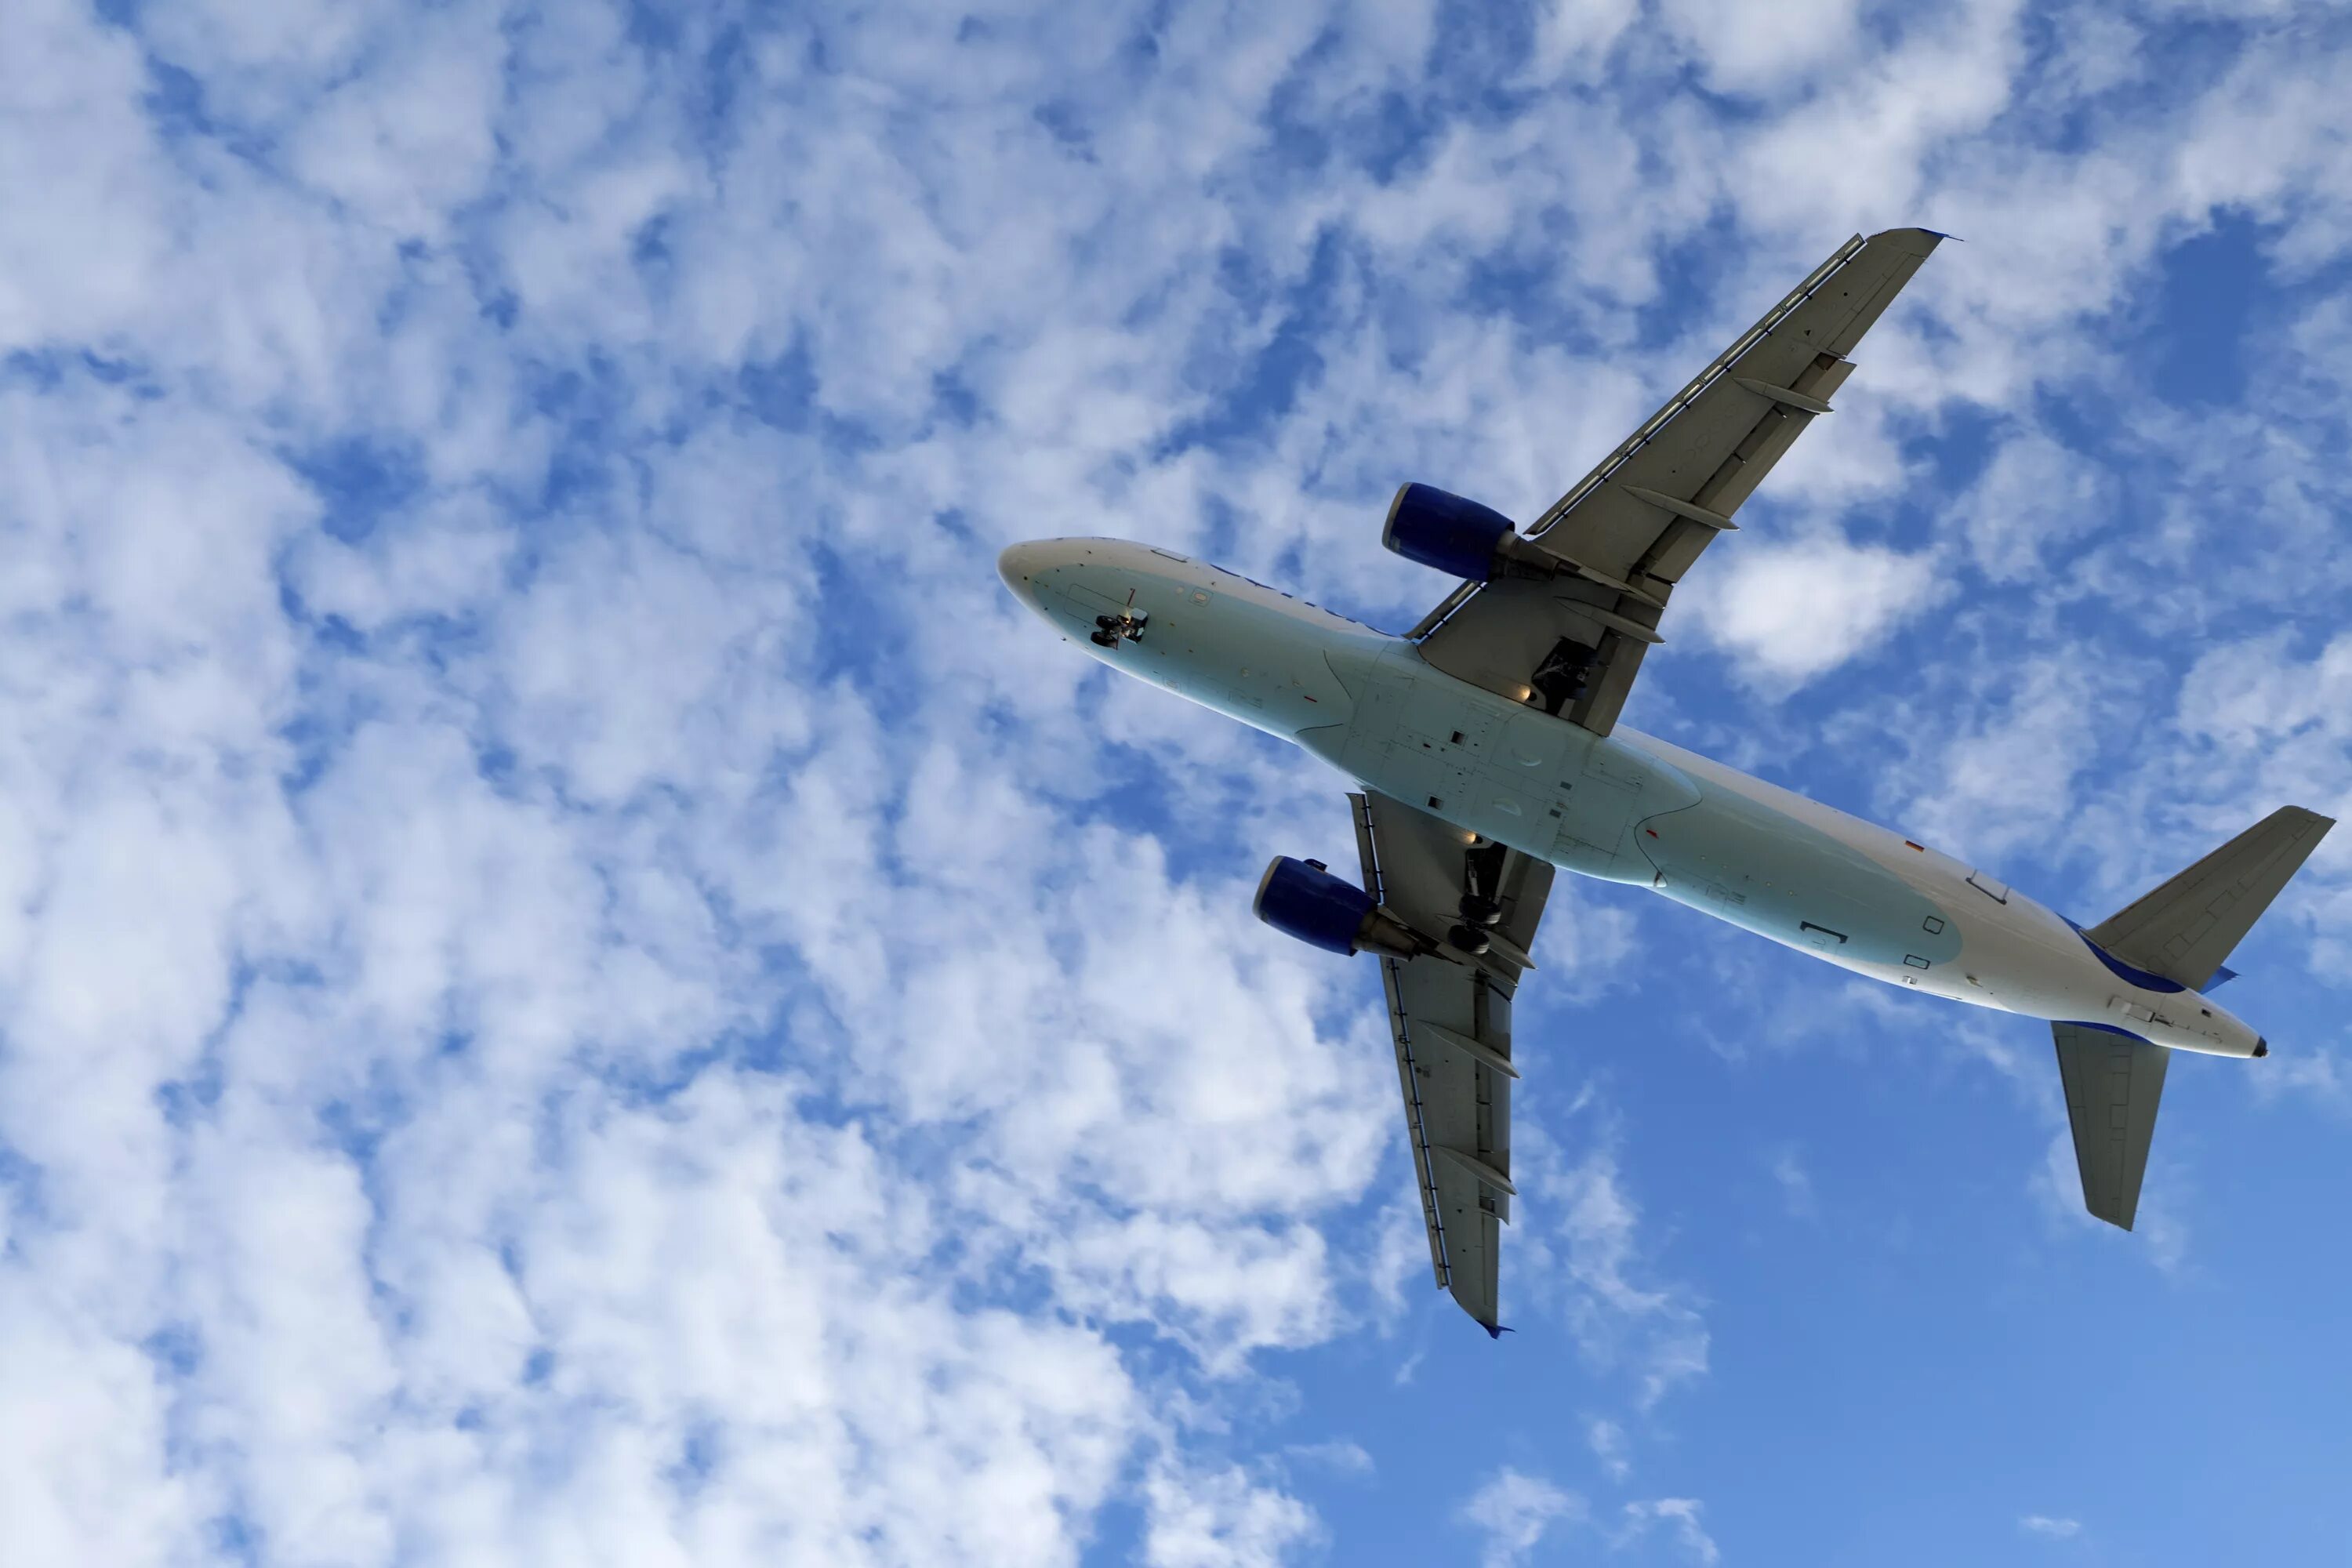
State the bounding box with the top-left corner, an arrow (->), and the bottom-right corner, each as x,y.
2252,1047 -> 2352,1114
1945,431 -> 2113,583
3,0 -> 2352,1561
0,1298 -> 200,1566
1533,881 -> 1644,999
1458,1468 -> 1584,1568
1283,1439 -> 1375,1477
1661,0 -> 1864,96
1540,1145 -> 1711,1409
2020,1513 -> 2083,1538
1679,535 -> 1946,689
1586,1416 -> 1632,1483
1144,1463 -> 1319,1568
1524,0 -> 1642,84
1893,657 -> 2108,864
1769,1146 -> 1817,1219
2176,632 -> 2352,811
1620,1497 -> 1722,1565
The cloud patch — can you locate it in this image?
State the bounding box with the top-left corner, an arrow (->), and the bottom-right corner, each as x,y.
5,1 -> 2352,1563
1679,534 -> 1946,690
1458,1468 -> 1584,1568
2020,1513 -> 2083,1539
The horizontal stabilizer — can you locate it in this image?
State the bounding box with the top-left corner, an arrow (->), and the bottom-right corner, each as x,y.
2053,1022 -> 2169,1229
2088,808 -> 2336,989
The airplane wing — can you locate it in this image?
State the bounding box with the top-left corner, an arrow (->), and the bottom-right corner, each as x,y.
1408,227 -> 1945,736
1351,789 -> 1553,1334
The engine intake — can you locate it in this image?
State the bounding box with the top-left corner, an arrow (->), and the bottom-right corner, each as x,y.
1382,483 -> 1518,580
1254,856 -> 1425,958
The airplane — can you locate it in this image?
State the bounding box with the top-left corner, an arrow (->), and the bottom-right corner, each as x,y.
996,228 -> 2336,1335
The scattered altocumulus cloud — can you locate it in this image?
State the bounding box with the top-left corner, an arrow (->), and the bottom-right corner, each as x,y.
1679,535 -> 1947,689
2,0 -> 2350,1564
1587,1415 -> 1632,1483
1620,1497 -> 1722,1566
1459,1468 -> 1584,1568
1947,430 -> 2112,583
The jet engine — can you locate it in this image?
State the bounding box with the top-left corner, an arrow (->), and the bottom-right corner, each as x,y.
1382,482 -> 1568,582
1254,855 -> 1426,958
1382,483 -> 1515,579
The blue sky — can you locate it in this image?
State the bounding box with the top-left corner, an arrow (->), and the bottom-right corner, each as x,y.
2,1 -> 2350,1564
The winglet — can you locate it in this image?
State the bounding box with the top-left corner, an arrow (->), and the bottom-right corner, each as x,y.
1481,1321 -> 1512,1341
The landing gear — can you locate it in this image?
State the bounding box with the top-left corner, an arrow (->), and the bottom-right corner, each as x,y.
1530,635 -> 1599,715
1450,841 -> 1509,955
1091,609 -> 1148,649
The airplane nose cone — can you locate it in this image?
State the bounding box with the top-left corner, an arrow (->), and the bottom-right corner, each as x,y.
997,540 -> 1055,611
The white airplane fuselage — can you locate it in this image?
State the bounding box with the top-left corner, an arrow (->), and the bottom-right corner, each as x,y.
1000,538 -> 2264,1059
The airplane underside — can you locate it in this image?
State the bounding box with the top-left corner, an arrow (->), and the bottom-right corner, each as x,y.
998,226 -> 2334,1328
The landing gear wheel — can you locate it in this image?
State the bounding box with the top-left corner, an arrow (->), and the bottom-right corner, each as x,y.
1458,895 -> 1503,928
1091,612 -> 1147,648
1448,924 -> 1492,956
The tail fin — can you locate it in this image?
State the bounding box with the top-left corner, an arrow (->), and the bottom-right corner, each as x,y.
2087,807 -> 2335,989
2055,807 -> 2332,1229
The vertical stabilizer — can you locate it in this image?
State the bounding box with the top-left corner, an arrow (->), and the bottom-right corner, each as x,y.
2088,808 -> 2335,989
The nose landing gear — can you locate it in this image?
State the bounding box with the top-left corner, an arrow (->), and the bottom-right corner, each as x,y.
1089,603 -> 1149,649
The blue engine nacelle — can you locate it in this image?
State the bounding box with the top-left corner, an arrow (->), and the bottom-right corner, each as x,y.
1382,482 -> 1518,580
1253,855 -> 1425,958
